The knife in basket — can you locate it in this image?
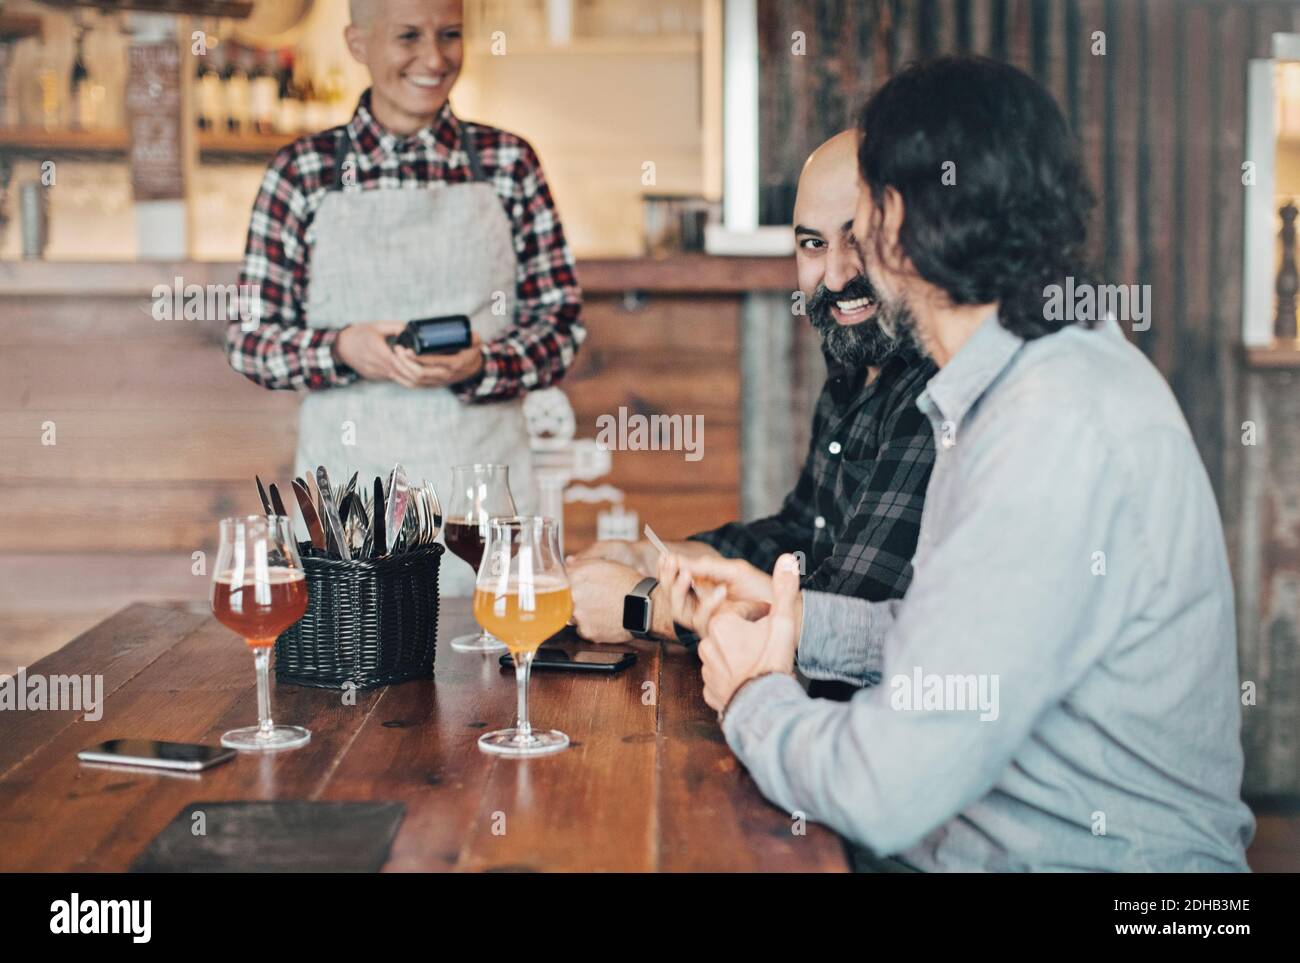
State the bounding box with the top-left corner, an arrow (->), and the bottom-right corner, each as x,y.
373,477 -> 387,559
268,482 -> 289,519
315,466 -> 351,562
384,464 -> 411,555
255,475 -> 273,515
340,470 -> 359,515
291,478 -> 327,551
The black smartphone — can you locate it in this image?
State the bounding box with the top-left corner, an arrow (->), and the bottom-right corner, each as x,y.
77,739 -> 236,772
499,645 -> 637,674
392,314 -> 472,355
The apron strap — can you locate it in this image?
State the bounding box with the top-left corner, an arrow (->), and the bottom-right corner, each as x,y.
330,128 -> 351,192
460,122 -> 487,184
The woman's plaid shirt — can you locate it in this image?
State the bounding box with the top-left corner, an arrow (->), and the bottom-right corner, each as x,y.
226,91 -> 584,401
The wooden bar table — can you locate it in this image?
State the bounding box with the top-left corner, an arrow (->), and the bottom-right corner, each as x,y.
0,600 -> 848,872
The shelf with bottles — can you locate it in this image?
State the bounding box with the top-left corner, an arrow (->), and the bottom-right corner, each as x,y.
197,128 -> 295,159
0,125 -> 296,162
0,127 -> 126,155
194,41 -> 350,149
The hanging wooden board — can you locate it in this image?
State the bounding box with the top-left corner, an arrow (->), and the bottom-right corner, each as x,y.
125,41 -> 185,201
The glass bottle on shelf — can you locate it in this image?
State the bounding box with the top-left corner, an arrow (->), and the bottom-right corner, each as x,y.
36,54 -> 60,132
196,47 -> 221,132
298,56 -> 326,132
274,49 -> 302,134
249,48 -> 278,135
223,42 -> 250,134
322,63 -> 347,127
70,29 -> 92,130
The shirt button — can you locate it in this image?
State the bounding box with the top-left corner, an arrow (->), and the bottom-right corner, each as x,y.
828,441 -> 842,455
814,516 -> 826,530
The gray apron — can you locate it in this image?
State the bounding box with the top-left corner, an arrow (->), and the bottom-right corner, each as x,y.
296,124 -> 534,596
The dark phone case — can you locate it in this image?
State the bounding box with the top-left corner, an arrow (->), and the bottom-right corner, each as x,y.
394,315 -> 472,354
499,648 -> 637,673
77,739 -> 235,770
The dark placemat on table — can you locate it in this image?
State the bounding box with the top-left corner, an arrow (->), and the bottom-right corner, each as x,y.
130,801 -> 405,873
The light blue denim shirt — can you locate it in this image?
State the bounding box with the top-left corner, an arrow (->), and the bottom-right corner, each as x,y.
723,314 -> 1254,872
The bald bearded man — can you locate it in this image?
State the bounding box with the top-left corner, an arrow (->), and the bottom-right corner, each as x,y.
568,132 -> 937,680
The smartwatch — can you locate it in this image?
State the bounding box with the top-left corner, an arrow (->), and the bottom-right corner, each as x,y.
622,576 -> 659,640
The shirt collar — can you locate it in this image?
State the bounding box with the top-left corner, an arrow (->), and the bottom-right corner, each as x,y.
917,311 -> 1023,427
825,349 -> 918,409
346,90 -> 459,168
825,357 -> 865,407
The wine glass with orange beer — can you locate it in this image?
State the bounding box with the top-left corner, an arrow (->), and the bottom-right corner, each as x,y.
473,516 -> 572,756
210,515 -> 312,751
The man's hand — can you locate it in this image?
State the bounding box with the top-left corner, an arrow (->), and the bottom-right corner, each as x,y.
567,557 -> 645,643
671,553 -> 777,610
333,321 -> 409,382
698,554 -> 803,713
569,539 -> 656,574
657,552 -> 769,635
391,334 -> 485,389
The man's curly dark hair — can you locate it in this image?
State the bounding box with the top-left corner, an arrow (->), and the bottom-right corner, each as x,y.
857,56 -> 1096,340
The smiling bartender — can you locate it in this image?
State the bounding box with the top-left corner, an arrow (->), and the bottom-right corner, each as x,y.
224,0 -> 585,594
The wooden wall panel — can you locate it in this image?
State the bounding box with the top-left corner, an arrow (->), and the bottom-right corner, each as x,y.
1177,4 -> 1223,494
1110,0 -> 1142,314
1074,0 -> 1108,273
0,290 -> 743,555
1006,0 -> 1033,70
1142,0 -> 1178,376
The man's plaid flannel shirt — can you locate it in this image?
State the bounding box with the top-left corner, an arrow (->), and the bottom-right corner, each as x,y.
691,350 -> 937,603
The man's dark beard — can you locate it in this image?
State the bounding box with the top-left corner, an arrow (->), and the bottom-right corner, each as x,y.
807,276 -> 900,367
872,284 -> 926,361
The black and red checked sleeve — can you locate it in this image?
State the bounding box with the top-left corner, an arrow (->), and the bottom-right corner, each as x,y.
225,140 -> 360,392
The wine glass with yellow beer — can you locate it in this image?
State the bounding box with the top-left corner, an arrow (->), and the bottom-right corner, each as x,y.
473,516 -> 572,756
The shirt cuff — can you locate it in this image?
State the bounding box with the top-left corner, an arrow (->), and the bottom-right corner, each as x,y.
796,590 -> 885,687
450,346 -> 491,402
721,672 -> 807,746
310,330 -> 360,390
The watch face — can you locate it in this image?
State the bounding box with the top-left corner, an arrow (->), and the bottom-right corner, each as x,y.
623,594 -> 650,633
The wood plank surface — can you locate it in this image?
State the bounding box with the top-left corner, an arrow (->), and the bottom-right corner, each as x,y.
0,286 -> 745,557
0,255 -> 797,298
0,599 -> 849,872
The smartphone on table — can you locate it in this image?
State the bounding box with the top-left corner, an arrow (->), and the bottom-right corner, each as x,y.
77,739 -> 236,772
499,644 -> 637,674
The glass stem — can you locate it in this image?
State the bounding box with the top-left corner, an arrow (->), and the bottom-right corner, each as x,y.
253,645 -> 273,736
514,650 -> 533,741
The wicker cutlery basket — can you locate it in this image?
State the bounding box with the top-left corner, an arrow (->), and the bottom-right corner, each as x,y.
274,543 -> 443,690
